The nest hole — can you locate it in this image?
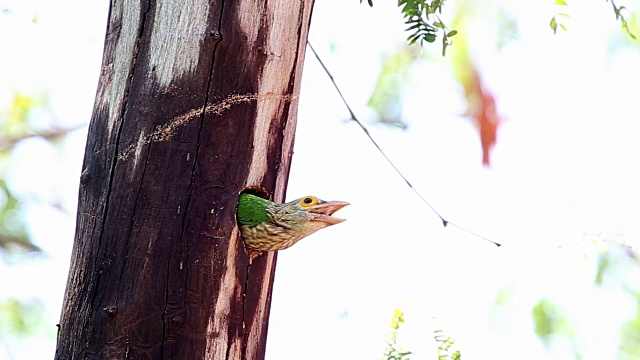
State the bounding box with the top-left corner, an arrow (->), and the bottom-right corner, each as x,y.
240,186 -> 270,200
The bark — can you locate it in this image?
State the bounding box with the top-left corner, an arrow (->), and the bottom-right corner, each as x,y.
56,0 -> 314,359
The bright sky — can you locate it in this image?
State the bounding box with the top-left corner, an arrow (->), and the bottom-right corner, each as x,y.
1,0 -> 639,359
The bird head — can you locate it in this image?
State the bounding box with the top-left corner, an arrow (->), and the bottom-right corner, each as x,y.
236,193 -> 349,251
272,195 -> 349,227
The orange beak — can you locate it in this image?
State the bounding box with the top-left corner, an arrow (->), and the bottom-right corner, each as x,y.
309,200 -> 350,225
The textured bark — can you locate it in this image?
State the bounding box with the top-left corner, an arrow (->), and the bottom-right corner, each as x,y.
56,0 -> 314,359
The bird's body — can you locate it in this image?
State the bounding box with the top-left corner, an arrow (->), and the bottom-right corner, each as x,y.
236,193 -> 349,251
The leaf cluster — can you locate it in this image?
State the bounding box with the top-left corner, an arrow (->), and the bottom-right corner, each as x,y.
381,309 -> 413,360
361,0 -> 457,56
550,0 -> 637,39
549,0 -> 570,34
362,0 -> 637,54
380,309 -> 463,360
433,328 -> 461,360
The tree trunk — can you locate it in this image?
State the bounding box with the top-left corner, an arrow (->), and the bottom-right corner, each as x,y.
56,0 -> 314,359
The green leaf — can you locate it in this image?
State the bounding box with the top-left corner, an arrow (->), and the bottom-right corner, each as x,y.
555,0 -> 568,5
407,33 -> 421,45
405,22 -> 422,32
395,0 -> 456,54
447,30 -> 457,37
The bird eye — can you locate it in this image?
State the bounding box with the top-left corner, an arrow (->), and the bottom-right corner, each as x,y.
299,196 -> 318,207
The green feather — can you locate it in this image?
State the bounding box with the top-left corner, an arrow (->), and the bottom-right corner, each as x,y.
236,193 -> 273,226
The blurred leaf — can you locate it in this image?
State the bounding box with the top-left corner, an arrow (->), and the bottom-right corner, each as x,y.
532,298 -> 575,346
391,309 -> 405,330
550,16 -> 558,33
549,0 -> 571,34
367,46 -> 420,129
590,234 -> 640,286
459,65 -> 501,166
595,251 -> 611,285
0,180 -> 32,256
0,92 -> 46,139
532,299 -> 554,339
591,242 -> 640,358
620,291 -> 640,358
0,299 -> 47,337
494,287 -> 513,305
449,4 -> 503,166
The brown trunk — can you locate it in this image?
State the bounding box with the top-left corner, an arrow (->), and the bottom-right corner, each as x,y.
55,0 -> 314,359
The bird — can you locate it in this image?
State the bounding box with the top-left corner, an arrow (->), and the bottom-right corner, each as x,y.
236,193 -> 349,251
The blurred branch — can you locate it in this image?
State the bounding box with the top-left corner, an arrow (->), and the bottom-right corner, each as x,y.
0,235 -> 41,253
608,0 -> 637,40
0,125 -> 85,152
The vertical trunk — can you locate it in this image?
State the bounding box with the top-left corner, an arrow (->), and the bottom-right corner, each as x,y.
56,0 -> 314,358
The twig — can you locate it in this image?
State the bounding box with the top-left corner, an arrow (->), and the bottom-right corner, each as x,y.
307,42 -> 501,247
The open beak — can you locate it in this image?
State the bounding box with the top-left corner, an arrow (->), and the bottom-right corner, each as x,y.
309,200 -> 350,225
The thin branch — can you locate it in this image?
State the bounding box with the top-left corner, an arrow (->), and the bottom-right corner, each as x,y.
307,42 -> 501,247
0,125 -> 86,152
